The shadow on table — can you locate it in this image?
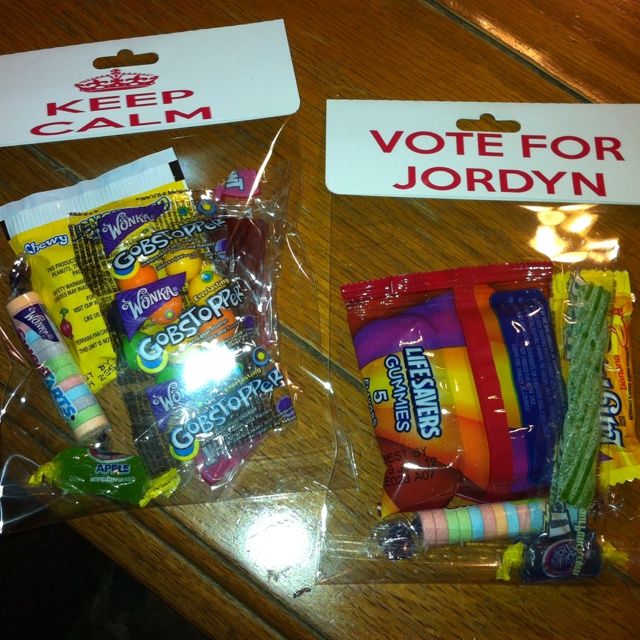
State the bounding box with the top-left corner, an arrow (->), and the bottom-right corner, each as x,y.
0,523 -> 208,640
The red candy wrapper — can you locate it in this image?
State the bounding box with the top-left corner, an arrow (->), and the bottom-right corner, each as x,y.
342,262 -> 566,517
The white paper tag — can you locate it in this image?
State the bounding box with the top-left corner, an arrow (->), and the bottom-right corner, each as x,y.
326,100 -> 640,204
0,20 -> 299,147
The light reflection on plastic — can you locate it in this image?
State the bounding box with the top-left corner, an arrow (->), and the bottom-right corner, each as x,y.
554,251 -> 589,264
524,205 -> 553,213
304,369 -> 333,393
585,238 -> 620,253
181,342 -> 238,393
562,213 -> 596,234
536,209 -> 566,226
526,204 -> 618,264
530,224 -> 566,258
559,204 -> 596,212
244,508 -> 312,572
320,502 -> 328,535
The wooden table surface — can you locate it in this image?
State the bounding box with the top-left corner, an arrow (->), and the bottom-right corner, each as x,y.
2,1 -> 640,638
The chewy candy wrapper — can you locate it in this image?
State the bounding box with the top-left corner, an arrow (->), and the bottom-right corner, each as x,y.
341,261 -> 565,517
69,184 -> 295,483
1,149 -> 185,394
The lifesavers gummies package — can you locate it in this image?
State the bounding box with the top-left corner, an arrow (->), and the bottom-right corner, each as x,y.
342,262 -> 565,517
319,99 -> 640,585
0,23 -> 336,532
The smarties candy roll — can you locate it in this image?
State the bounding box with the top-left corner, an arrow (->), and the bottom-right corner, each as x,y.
7,291 -> 110,443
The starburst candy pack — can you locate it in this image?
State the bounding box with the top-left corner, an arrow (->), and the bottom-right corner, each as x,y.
0,21 -> 335,532
319,100 -> 640,584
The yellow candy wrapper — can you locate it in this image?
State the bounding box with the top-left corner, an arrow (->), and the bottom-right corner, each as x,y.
552,269 -> 640,487
2,150 -> 184,392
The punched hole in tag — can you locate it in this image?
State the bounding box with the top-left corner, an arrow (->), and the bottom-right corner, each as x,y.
93,49 -> 159,69
456,112 -> 521,133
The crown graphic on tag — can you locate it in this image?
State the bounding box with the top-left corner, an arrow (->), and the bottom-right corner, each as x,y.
75,68 -> 158,93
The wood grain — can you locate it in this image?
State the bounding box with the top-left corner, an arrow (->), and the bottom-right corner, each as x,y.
1,1 -> 639,639
432,0 -> 640,102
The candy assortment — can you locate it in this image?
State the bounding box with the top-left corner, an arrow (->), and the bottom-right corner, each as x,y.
0,21 -> 331,537
341,262 -> 637,582
1,152 -> 297,525
319,99 -> 640,585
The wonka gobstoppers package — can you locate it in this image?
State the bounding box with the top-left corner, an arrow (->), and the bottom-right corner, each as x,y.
69,187 -> 295,481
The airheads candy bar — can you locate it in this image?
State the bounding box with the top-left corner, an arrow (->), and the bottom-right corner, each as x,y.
342,262 -> 566,517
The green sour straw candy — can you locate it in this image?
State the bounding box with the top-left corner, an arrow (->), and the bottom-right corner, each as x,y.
551,281 -> 612,509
